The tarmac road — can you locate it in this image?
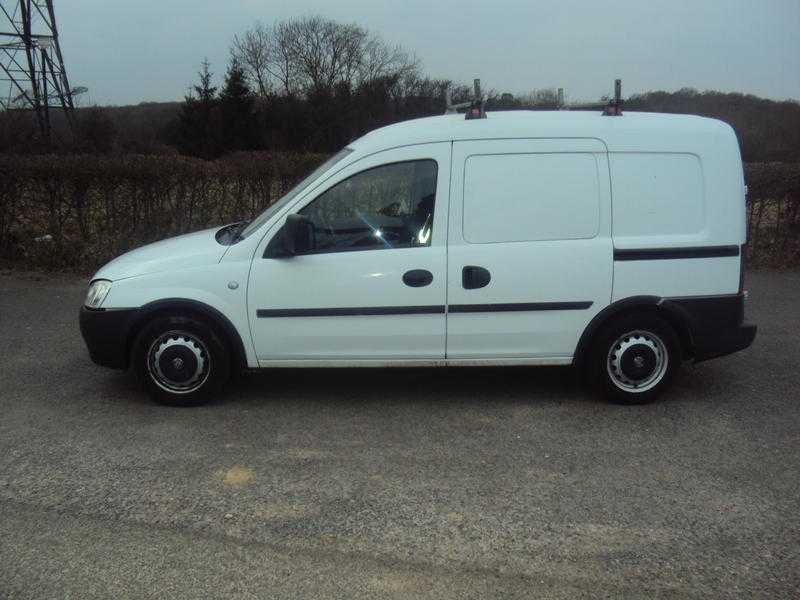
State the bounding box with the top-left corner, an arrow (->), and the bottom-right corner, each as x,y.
0,269 -> 798,599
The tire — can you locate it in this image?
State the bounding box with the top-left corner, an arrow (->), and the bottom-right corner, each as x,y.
131,314 -> 231,406
588,312 -> 681,405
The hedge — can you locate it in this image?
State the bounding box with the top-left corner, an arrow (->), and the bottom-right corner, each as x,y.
744,162 -> 800,267
0,155 -> 797,272
0,152 -> 326,272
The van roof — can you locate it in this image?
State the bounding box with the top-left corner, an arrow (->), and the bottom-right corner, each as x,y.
350,110 -> 735,154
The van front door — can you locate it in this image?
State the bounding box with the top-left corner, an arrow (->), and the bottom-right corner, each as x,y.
248,143 -> 451,364
446,139 -> 613,361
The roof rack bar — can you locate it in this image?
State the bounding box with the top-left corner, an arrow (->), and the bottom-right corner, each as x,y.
465,78 -> 486,120
444,78 -> 486,119
444,86 -> 470,114
603,78 -> 623,116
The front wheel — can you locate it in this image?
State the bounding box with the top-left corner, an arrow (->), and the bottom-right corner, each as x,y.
132,315 -> 231,406
589,313 -> 681,404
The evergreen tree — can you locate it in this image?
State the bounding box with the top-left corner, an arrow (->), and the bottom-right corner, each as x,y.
176,59 -> 219,158
218,58 -> 258,153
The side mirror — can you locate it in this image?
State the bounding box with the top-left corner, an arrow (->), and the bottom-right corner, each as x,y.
283,214 -> 314,256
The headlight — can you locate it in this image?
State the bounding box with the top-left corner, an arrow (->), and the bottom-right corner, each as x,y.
84,280 -> 112,309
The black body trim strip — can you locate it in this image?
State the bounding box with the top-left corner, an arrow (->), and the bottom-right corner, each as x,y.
257,305 -> 446,318
614,245 -> 740,261
449,302 -> 593,313
257,302 -> 593,318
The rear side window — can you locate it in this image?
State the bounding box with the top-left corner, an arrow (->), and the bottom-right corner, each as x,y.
300,160 -> 437,253
463,153 -> 600,243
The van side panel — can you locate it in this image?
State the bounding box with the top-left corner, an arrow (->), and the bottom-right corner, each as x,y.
611,153 -> 706,242
613,255 -> 741,299
610,125 -> 746,300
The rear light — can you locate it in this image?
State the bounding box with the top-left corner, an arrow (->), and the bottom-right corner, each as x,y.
740,182 -> 748,294
739,244 -> 747,294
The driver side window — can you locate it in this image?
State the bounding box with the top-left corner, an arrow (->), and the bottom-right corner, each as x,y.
299,160 -> 437,254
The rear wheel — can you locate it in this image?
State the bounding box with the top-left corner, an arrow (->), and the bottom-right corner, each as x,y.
132,315 -> 231,406
589,313 -> 680,404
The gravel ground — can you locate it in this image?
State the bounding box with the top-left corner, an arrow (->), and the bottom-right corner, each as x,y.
0,269 -> 798,599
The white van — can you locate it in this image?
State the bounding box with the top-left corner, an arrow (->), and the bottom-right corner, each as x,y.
80,110 -> 756,406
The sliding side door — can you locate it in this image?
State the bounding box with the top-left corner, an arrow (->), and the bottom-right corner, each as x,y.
446,138 -> 612,361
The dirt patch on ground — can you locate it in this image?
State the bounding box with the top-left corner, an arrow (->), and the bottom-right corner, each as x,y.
220,465 -> 255,487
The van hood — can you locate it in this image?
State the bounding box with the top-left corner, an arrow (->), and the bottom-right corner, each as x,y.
92,226 -> 227,281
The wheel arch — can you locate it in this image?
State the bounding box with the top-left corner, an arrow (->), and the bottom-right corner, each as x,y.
126,298 -> 248,371
574,295 -> 695,370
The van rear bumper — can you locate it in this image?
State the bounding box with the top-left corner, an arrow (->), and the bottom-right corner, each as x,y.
692,322 -> 757,362
663,293 -> 756,362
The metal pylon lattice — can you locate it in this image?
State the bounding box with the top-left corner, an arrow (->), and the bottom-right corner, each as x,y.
1,0 -> 75,140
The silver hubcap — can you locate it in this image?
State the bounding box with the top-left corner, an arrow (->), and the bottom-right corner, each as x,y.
607,330 -> 668,393
147,331 -> 210,394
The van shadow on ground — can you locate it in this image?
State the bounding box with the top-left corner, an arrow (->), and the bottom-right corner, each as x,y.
229,365 -> 595,408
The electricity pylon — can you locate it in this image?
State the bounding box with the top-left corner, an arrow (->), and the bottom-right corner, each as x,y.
0,0 -> 78,141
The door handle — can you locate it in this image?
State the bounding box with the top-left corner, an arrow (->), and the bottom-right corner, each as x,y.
402,269 -> 434,287
462,266 -> 491,289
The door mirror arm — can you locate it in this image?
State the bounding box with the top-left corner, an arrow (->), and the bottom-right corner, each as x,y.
265,214 -> 315,258
285,214 -> 315,255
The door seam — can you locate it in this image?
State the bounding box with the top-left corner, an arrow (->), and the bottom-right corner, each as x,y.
444,140 -> 454,359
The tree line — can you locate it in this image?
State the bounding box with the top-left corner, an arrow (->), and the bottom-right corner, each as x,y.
165,16 -> 463,158
0,15 -> 798,162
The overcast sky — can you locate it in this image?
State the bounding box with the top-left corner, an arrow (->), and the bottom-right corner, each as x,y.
53,0 -> 800,106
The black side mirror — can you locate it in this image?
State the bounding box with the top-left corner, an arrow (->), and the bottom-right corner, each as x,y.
283,214 -> 314,256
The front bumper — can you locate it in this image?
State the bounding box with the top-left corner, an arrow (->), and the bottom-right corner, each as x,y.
79,306 -> 139,369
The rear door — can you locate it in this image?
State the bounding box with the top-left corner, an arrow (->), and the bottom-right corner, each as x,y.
446,138 -> 612,360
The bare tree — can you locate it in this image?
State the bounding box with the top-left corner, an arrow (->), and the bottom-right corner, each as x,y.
231,23 -> 271,97
269,20 -> 300,96
284,17 -> 366,93
358,35 -> 418,87
230,16 -> 419,98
